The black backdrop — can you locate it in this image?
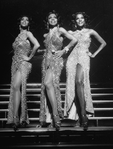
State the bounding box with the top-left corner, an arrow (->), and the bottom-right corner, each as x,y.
1,0 -> 113,86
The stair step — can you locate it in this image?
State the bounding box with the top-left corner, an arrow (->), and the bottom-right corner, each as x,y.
0,83 -> 113,128
0,100 -> 113,104
0,107 -> 113,112
1,116 -> 113,121
0,93 -> 113,99
0,88 -> 113,93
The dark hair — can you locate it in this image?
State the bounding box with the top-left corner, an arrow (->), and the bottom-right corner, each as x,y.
71,12 -> 90,30
17,15 -> 32,31
44,10 -> 61,30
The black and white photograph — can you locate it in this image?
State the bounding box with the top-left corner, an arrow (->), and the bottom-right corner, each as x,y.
0,0 -> 113,148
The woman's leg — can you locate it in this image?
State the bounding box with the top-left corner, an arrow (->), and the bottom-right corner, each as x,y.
44,69 -> 58,116
44,69 -> 60,129
12,70 -> 22,123
20,63 -> 31,126
75,64 -> 88,128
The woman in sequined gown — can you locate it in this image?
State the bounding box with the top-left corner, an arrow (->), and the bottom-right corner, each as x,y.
38,11 -> 77,130
64,12 -> 106,129
7,16 -> 40,130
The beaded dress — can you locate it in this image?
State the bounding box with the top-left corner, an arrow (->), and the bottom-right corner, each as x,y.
64,29 -> 94,120
7,31 -> 32,124
39,27 -> 64,123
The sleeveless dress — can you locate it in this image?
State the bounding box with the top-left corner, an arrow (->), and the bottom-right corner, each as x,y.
64,29 -> 94,120
39,27 -> 64,124
7,31 -> 32,124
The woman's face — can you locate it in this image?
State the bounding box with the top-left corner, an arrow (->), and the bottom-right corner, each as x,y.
48,13 -> 58,26
20,16 -> 29,27
76,13 -> 85,27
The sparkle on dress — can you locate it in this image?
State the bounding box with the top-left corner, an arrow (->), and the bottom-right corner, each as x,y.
64,29 -> 94,119
39,27 -> 64,123
7,31 -> 32,124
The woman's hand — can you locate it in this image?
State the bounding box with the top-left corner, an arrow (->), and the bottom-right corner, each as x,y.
90,54 -> 95,58
54,50 -> 65,58
63,46 -> 69,53
22,55 -> 30,61
86,51 -> 95,58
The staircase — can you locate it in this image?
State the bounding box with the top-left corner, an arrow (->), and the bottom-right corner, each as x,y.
0,83 -> 113,148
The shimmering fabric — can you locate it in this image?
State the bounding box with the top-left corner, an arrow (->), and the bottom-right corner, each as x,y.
39,27 -> 64,123
7,31 -> 32,124
64,29 -> 94,119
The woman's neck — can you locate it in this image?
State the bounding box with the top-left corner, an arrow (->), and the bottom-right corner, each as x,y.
20,25 -> 29,31
49,24 -> 58,29
20,28 -> 27,33
77,25 -> 85,30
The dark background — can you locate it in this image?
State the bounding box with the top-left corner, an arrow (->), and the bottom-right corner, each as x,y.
1,0 -> 113,86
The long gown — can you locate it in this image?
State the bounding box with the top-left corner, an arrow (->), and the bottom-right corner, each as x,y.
39,27 -> 64,124
7,31 -> 32,124
64,29 -> 94,120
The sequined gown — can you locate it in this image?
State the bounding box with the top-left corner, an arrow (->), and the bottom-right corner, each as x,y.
64,29 -> 94,120
7,31 -> 32,124
39,27 -> 64,123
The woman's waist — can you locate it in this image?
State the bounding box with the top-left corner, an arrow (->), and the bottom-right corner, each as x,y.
46,50 -> 59,58
13,55 -> 29,63
13,52 -> 29,57
69,49 -> 89,60
73,47 -> 88,54
46,45 -> 62,52
12,59 -> 31,66
45,54 -> 63,62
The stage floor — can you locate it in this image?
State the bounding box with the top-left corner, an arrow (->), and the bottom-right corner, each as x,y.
0,126 -> 113,149
0,126 -> 113,132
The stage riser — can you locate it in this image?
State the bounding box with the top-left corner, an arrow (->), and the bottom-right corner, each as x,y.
0,101 -> 113,109
0,84 -> 113,128
0,129 -> 113,148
